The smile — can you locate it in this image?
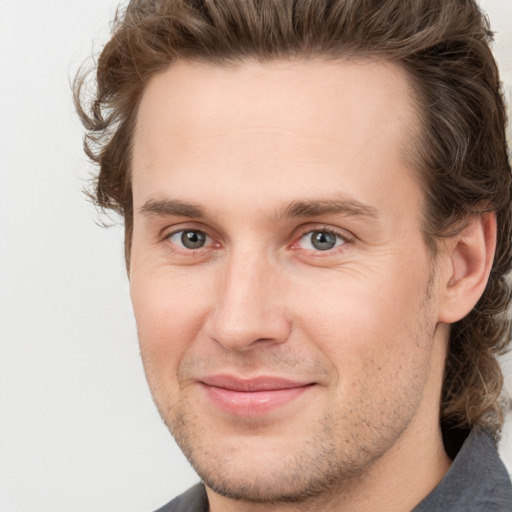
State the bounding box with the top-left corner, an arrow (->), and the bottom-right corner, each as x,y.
199,375 -> 315,416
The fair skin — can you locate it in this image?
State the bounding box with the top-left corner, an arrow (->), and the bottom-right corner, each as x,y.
129,59 -> 495,511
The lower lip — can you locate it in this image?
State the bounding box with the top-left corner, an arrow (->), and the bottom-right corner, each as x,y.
202,384 -> 313,416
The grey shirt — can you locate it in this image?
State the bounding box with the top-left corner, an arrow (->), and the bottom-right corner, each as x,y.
154,428 -> 512,512
413,428 -> 512,511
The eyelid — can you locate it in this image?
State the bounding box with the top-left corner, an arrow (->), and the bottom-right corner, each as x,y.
160,221 -> 213,240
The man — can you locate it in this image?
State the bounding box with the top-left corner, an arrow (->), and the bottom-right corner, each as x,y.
75,0 -> 512,510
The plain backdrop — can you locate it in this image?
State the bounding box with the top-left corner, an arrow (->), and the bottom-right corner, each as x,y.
0,1 -> 511,511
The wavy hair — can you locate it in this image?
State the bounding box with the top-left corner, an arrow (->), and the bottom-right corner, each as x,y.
74,0 -> 512,438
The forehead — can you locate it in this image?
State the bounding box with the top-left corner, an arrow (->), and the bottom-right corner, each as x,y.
132,58 -> 421,215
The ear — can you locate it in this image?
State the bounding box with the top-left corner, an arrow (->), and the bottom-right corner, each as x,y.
437,212 -> 496,324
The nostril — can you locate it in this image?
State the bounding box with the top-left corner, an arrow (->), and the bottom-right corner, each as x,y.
207,314 -> 292,352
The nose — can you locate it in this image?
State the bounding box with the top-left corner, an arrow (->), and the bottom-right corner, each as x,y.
205,250 -> 292,352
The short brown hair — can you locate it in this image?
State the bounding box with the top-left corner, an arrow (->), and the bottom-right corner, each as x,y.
74,0 -> 512,438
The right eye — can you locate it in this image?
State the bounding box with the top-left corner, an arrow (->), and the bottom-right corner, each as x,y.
167,230 -> 211,250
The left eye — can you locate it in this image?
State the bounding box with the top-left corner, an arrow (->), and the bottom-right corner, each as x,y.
298,230 -> 346,251
168,230 -> 211,249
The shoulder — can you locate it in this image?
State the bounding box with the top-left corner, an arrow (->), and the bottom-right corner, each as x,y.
152,483 -> 208,512
414,428 -> 512,512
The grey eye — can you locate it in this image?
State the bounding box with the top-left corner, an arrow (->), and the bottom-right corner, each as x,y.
311,231 -> 336,250
299,230 -> 345,251
169,230 -> 208,249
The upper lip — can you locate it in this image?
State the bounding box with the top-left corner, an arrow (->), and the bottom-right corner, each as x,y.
200,375 -> 313,392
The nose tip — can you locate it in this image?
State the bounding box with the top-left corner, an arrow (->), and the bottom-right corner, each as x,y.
205,258 -> 291,352
209,309 -> 291,352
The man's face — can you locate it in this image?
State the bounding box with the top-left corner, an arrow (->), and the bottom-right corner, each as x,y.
130,60 -> 448,504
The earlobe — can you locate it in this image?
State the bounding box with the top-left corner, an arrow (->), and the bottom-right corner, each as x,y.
438,212 -> 497,324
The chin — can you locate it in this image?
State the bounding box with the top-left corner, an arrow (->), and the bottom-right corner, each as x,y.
167,405 -> 388,505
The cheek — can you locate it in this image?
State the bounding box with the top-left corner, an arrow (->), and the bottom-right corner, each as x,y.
291,263 -> 432,369
292,271 -> 435,425
130,270 -> 210,380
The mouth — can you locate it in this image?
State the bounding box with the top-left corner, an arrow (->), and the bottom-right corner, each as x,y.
199,375 -> 315,416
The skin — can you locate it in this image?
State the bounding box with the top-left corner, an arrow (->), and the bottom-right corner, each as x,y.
129,59 -> 475,511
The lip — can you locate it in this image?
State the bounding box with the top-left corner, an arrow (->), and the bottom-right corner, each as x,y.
199,375 -> 315,416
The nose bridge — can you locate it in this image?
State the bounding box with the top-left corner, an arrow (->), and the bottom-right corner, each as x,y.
208,245 -> 290,351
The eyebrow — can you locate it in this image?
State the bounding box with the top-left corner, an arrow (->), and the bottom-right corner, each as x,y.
275,198 -> 379,221
138,196 -> 379,222
139,198 -> 205,218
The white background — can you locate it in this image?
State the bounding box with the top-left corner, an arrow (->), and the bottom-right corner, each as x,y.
0,1 -> 511,511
